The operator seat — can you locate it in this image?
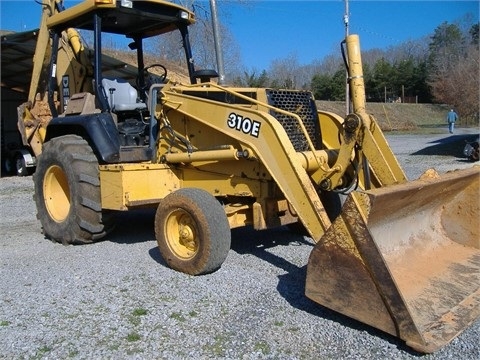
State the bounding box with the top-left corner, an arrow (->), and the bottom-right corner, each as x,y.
101,78 -> 149,148
102,78 -> 147,112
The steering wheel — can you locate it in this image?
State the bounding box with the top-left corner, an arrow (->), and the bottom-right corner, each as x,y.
139,63 -> 167,91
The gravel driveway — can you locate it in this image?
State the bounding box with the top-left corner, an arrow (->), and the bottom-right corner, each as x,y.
1,128 -> 479,359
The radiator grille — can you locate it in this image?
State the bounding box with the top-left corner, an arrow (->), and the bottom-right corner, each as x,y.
266,90 -> 321,152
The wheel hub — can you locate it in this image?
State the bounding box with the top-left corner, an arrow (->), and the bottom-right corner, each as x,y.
165,210 -> 199,259
43,165 -> 71,223
179,223 -> 196,251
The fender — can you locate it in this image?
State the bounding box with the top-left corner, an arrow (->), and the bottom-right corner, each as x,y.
45,112 -> 120,163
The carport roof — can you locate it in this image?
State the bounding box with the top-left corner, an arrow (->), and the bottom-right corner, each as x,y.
1,29 -> 139,94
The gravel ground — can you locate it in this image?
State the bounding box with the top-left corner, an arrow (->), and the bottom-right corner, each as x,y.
0,128 -> 479,360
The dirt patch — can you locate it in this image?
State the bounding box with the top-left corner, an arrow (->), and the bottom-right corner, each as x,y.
441,178 -> 480,248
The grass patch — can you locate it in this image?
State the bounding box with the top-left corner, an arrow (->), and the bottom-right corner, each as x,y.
254,341 -> 271,355
33,346 -> 51,360
68,349 -> 79,357
169,311 -> 186,322
128,307 -> 148,326
109,343 -> 121,351
132,308 -> 148,316
203,334 -> 229,357
126,332 -> 141,342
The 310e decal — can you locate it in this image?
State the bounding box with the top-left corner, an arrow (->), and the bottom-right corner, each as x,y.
227,112 -> 261,137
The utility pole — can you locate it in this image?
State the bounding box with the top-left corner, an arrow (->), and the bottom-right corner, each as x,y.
210,0 -> 226,85
344,0 -> 350,115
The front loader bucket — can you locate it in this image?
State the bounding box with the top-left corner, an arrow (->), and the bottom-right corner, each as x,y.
306,166 -> 480,353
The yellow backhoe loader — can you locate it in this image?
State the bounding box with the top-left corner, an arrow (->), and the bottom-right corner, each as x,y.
18,0 -> 479,353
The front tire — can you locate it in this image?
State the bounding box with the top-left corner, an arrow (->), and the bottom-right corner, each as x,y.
33,135 -> 115,244
155,188 -> 231,275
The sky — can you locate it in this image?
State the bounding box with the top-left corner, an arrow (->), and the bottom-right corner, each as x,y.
1,0 -> 479,71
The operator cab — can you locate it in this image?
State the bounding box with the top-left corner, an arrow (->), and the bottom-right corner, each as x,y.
44,0 -> 205,163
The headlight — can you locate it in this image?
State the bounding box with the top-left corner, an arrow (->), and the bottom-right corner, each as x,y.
120,0 -> 133,8
179,11 -> 190,20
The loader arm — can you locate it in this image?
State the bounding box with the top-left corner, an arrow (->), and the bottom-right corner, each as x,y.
314,109 -> 407,190
312,37 -> 408,191
344,35 -> 408,188
316,107 -> 407,191
160,84 -> 333,240
158,66 -> 413,241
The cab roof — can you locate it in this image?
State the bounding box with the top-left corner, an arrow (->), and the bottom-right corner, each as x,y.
47,0 -> 195,38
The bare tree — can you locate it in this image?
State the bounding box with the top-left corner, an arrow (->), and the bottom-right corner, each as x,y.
429,44 -> 479,121
428,22 -> 479,122
310,55 -> 343,77
156,0 -> 243,79
268,53 -> 301,88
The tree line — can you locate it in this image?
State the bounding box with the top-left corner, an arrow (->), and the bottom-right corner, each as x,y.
112,1 -> 480,121
229,21 -> 478,121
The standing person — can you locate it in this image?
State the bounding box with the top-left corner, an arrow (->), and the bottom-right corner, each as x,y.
447,109 -> 458,134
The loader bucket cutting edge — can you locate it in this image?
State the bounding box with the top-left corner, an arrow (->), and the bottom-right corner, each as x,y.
305,166 -> 480,353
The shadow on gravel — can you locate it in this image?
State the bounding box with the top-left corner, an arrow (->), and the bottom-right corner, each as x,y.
108,209 -> 170,267
148,246 -> 168,267
412,133 -> 479,159
276,267 -> 422,356
231,226 -> 311,263
108,208 -> 156,244
230,226 -> 422,356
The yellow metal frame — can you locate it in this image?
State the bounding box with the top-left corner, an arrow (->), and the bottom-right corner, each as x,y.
99,163 -> 180,210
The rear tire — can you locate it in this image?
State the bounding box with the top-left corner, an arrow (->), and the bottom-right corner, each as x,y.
33,135 -> 115,244
155,188 -> 231,275
3,156 -> 14,175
